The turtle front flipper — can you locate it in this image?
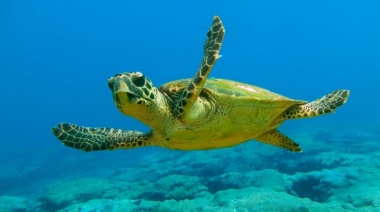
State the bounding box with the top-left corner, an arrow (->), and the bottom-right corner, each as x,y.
282,90 -> 350,119
256,129 -> 302,152
52,123 -> 153,152
174,16 -> 225,119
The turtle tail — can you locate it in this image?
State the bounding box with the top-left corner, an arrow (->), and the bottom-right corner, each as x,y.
52,123 -> 152,152
282,90 -> 350,119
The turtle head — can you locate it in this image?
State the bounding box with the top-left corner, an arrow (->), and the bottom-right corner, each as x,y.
108,72 -> 160,120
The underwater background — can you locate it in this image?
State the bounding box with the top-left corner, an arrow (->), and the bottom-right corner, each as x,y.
1,0 -> 380,211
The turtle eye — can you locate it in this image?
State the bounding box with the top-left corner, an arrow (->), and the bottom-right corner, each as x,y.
132,75 -> 145,87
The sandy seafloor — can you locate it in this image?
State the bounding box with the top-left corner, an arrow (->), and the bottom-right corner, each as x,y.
1,124 -> 380,211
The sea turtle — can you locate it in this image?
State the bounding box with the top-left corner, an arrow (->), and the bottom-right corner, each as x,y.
52,16 -> 349,152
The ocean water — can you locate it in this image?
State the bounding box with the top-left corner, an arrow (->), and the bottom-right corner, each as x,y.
1,0 -> 380,211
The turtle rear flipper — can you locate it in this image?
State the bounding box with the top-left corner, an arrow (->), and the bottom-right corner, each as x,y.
174,16 -> 225,119
52,123 -> 153,152
282,90 -> 350,119
256,129 -> 302,152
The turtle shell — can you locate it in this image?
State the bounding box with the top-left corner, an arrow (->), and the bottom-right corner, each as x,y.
159,78 -> 306,111
159,78 -> 305,130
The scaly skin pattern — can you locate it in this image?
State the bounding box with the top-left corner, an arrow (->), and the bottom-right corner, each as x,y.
282,90 -> 350,119
52,123 -> 151,152
174,16 -> 225,120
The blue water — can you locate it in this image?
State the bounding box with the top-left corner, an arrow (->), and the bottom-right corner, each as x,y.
1,1 -> 380,211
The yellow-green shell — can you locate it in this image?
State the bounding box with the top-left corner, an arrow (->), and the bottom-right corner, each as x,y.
158,78 -> 306,150
160,78 -> 306,109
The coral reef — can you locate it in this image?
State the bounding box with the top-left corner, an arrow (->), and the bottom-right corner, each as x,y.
1,128 -> 380,211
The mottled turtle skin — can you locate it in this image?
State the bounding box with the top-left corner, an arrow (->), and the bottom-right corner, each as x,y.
52,16 -> 350,152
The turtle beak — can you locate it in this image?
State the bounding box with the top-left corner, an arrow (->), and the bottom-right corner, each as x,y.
108,75 -> 143,103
